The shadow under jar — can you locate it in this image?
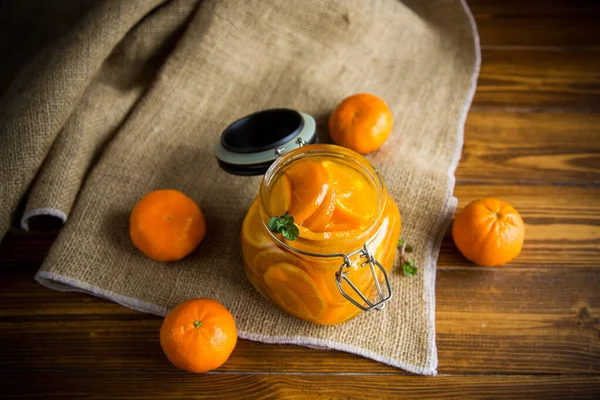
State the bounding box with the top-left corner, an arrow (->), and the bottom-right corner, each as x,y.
241,144 -> 401,325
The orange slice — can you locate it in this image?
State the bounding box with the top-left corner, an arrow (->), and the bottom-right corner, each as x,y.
295,225 -> 329,242
324,221 -> 356,232
241,200 -> 272,250
320,160 -> 367,199
253,247 -> 307,274
263,262 -> 326,322
255,248 -> 340,307
331,201 -> 365,227
303,188 -> 336,232
294,225 -> 362,242
268,174 -> 292,216
321,160 -> 377,224
285,160 -> 329,224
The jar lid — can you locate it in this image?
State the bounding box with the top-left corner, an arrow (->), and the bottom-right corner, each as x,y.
215,108 -> 317,175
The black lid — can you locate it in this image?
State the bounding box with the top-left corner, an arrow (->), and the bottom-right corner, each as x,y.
215,108 -> 316,175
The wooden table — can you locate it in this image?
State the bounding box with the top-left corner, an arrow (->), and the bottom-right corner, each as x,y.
2,1 -> 599,398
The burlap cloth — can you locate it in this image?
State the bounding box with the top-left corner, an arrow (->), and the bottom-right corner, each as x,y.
0,0 -> 479,375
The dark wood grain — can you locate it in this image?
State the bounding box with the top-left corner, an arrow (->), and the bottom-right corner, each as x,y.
2,372 -> 600,400
474,50 -> 600,112
469,0 -> 600,47
2,263 -> 598,375
458,112 -> 600,186
436,268 -> 600,375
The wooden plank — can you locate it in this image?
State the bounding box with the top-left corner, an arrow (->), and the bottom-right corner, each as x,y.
1,265 -> 598,374
436,268 -> 600,375
458,112 -> 600,185
2,372 -> 600,400
474,50 -> 600,112
468,0 -> 600,47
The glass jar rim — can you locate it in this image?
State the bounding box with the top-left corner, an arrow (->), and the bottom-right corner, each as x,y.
258,144 -> 388,257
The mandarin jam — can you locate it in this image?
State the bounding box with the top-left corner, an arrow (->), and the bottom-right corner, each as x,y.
241,145 -> 401,325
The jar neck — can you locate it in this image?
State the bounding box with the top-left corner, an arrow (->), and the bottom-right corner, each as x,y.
258,144 -> 388,256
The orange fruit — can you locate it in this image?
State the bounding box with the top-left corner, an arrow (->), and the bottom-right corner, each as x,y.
284,160 -> 329,224
452,198 -> 525,267
241,200 -> 273,250
130,189 -> 206,262
268,174 -> 292,216
328,93 -> 393,154
303,188 -> 336,232
263,262 -> 326,322
160,298 -> 237,373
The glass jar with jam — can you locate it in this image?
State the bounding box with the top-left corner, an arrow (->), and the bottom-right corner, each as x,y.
240,144 -> 401,325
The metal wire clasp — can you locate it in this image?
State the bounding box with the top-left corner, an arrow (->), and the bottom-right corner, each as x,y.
335,244 -> 392,311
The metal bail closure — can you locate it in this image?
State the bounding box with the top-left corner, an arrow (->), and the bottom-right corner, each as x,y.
335,244 -> 393,311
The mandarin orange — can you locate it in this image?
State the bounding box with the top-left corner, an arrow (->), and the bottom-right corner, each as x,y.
452,198 -> 525,267
160,298 -> 237,373
328,93 -> 393,154
130,189 -> 205,261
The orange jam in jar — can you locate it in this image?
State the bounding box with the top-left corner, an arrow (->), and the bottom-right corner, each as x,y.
241,144 -> 401,325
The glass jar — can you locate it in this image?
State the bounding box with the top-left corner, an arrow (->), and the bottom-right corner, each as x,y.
241,144 -> 401,325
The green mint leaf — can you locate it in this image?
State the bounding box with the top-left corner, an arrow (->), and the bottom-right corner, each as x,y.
269,214 -> 295,232
268,214 -> 299,240
397,238 -> 405,247
282,213 -> 294,223
403,260 -> 417,276
281,224 -> 299,241
268,217 -> 280,233
277,219 -> 288,231
403,263 -> 417,276
405,245 -> 413,253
